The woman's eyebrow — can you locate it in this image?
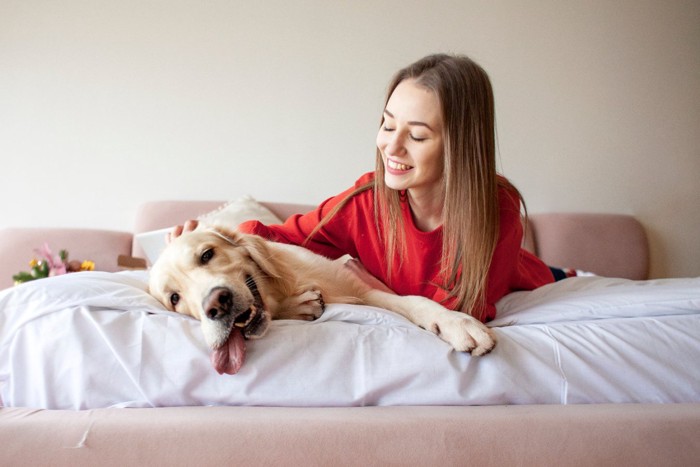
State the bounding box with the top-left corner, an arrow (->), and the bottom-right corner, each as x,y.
383,109 -> 435,131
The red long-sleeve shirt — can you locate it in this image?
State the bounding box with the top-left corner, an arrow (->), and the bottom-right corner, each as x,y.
238,172 -> 554,322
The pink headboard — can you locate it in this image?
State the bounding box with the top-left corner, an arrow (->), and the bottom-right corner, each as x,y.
133,202 -> 649,280
526,213 -> 649,280
132,201 -> 313,233
0,228 -> 133,288
0,203 -> 649,289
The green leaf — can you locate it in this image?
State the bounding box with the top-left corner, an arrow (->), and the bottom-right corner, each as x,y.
12,272 -> 36,283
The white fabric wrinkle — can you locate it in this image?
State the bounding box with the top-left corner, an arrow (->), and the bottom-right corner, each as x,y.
543,326 -> 569,404
83,309 -> 155,408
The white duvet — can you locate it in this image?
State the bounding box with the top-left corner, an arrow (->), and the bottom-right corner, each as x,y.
1,271 -> 698,409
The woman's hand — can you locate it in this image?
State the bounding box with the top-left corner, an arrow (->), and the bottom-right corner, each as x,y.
166,219 -> 199,243
344,258 -> 395,294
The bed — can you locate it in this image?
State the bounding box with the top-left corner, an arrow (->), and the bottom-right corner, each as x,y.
1,199 -> 699,466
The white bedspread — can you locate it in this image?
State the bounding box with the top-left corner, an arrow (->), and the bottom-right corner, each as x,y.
1,272 -> 698,409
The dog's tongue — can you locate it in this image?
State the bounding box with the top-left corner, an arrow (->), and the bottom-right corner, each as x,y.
210,328 -> 246,375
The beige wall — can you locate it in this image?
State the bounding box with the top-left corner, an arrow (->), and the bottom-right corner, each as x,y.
1,0 -> 698,278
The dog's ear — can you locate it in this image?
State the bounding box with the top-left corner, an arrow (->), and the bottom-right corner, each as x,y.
237,233 -> 292,281
208,227 -> 296,290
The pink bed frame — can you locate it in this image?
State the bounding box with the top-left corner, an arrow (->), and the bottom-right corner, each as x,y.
2,201 -> 698,466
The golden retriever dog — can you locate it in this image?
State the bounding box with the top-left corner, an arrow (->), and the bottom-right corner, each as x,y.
149,227 -> 496,374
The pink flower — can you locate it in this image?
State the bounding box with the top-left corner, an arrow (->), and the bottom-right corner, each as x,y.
36,243 -> 67,276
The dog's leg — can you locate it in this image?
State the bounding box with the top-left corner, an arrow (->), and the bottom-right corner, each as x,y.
363,290 -> 496,356
275,289 -> 325,321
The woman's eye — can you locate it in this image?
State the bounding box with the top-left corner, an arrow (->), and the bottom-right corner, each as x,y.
170,293 -> 180,307
382,126 -> 425,141
201,248 -> 214,264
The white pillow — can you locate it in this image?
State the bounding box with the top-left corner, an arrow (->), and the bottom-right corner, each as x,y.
197,195 -> 282,229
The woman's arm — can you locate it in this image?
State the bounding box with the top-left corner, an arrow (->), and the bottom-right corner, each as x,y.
344,258 -> 395,294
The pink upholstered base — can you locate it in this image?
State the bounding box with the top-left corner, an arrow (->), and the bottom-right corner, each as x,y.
1,404 -> 698,466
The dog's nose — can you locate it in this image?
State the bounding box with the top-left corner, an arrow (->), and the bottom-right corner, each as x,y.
202,287 -> 233,320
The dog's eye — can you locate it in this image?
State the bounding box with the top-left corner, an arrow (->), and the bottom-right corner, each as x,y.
201,248 -> 214,265
170,293 -> 180,307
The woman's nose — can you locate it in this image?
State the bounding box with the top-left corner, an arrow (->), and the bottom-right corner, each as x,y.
383,132 -> 406,156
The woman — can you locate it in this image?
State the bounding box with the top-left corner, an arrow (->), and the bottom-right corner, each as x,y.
173,53 -> 557,322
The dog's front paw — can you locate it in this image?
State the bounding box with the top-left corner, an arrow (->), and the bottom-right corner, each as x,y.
429,311 -> 496,356
278,289 -> 325,321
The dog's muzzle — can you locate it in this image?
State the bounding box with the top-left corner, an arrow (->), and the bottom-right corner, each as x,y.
201,276 -> 265,332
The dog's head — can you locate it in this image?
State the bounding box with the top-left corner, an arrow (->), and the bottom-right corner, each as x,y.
149,228 -> 273,375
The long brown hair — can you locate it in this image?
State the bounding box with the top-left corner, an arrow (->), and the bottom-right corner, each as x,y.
309,54 -> 517,320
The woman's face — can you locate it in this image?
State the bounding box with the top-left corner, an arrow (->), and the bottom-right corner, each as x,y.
376,79 -> 445,196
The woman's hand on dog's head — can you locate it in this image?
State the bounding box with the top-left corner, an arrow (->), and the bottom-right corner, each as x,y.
166,220 -> 199,243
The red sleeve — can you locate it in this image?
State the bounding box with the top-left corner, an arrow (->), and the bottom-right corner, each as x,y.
237,173 -> 374,260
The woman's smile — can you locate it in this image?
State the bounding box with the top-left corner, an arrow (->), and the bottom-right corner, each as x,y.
386,158 -> 413,173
